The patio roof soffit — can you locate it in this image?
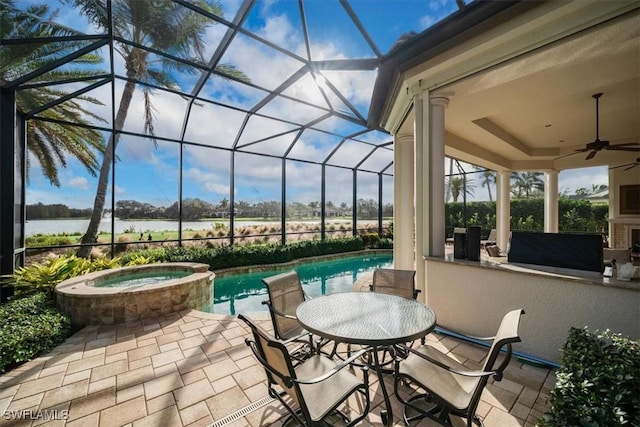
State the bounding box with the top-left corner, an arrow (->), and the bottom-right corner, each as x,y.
367,0 -> 533,130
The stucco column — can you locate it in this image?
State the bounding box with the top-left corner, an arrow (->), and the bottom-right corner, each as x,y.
544,170 -> 559,233
427,96 -> 448,257
394,133 -> 415,270
414,93 -> 426,300
496,170 -> 511,250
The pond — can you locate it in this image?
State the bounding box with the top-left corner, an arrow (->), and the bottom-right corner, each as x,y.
203,253 -> 393,315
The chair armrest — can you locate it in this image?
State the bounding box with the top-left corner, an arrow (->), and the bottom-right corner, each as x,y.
262,301 -> 297,320
246,338 -> 369,388
280,331 -> 313,346
399,345 -> 497,379
293,347 -> 371,385
435,325 -> 495,342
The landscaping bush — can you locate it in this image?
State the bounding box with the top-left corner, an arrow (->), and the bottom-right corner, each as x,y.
0,293 -> 71,374
539,327 -> 640,426
120,236 -> 366,270
2,254 -> 134,299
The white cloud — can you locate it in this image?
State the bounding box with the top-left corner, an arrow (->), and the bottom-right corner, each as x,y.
67,176 -> 89,190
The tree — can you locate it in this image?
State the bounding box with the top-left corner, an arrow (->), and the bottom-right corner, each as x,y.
67,0 -> 248,256
449,176 -> 475,203
511,172 -> 544,198
1,0 -> 105,186
475,167 -> 496,202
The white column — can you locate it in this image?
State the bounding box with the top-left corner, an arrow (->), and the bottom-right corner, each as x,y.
544,170 -> 559,233
427,96 -> 448,257
394,133 -> 415,270
414,93 -> 426,301
496,170 -> 511,250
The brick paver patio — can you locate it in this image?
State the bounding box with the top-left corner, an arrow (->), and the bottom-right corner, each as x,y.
0,277 -> 555,426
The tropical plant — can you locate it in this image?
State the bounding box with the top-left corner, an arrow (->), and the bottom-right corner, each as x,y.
540,327 -> 639,426
448,176 -> 475,203
2,255 -> 91,299
66,0 -> 248,257
0,0 -> 105,186
474,166 -> 496,201
511,171 -> 544,198
1,254 -> 126,299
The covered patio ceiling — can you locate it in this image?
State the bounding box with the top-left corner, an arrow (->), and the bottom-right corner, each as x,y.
380,2 -> 640,173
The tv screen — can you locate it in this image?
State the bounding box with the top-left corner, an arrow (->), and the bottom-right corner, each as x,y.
508,231 -> 603,272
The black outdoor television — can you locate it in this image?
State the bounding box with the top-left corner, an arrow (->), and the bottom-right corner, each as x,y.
507,231 -> 603,272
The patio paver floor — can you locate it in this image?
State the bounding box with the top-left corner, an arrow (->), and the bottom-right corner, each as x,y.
0,309 -> 555,427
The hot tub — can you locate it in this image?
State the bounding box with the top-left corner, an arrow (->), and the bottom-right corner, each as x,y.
55,262 -> 214,327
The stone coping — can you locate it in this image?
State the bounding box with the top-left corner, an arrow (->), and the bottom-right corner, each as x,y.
55,262 -> 214,297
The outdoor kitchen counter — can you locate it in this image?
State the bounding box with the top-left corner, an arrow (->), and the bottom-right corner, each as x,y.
425,254 -> 640,292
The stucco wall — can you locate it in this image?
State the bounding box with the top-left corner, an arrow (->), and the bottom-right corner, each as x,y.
423,258 -> 640,363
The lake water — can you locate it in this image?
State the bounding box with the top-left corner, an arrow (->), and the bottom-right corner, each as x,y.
25,218 -> 225,236
24,218 -> 359,236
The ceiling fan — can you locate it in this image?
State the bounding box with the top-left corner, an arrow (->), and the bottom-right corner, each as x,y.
557,93 -> 640,160
609,157 -> 640,171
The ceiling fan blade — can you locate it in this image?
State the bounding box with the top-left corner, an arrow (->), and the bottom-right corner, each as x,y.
555,148 -> 589,160
585,150 -> 598,160
624,164 -> 639,171
608,142 -> 640,147
610,162 -> 634,170
608,146 -> 640,152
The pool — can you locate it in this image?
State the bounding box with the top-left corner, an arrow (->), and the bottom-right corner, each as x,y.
55,263 -> 214,327
94,271 -> 191,288
203,253 -> 392,315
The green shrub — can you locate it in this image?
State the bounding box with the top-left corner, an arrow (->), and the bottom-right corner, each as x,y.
360,232 -> 380,248
120,236 -> 366,270
2,255 -> 125,300
0,293 -> 71,374
539,327 -> 640,426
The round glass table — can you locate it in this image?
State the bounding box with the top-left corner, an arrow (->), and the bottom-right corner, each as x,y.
296,292 -> 437,426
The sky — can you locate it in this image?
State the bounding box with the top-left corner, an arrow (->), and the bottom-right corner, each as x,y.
21,0 -> 609,210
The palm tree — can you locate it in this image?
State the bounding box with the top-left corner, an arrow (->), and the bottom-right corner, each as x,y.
591,183 -> 608,194
511,171 -> 544,198
66,0 -> 248,256
1,0 -> 105,186
445,157 -> 454,202
449,176 -> 475,203
474,166 -> 496,201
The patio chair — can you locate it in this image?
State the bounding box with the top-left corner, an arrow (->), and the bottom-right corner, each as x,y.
481,229 -> 497,247
445,227 -> 467,245
393,309 -> 525,426
369,268 -> 419,300
369,268 -> 421,362
262,270 -> 328,360
239,314 -> 371,426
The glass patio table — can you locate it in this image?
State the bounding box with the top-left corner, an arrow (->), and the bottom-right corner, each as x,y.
296,291 -> 437,426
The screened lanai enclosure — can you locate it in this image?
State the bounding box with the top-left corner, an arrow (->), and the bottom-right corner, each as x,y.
0,0 -> 467,290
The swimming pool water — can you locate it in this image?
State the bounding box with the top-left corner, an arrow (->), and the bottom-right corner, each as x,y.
203,253 -> 393,315
94,271 -> 191,288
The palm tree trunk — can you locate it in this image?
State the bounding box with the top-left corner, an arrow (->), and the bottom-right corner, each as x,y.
445,157 -> 453,202
487,183 -> 493,202
77,79 -> 136,257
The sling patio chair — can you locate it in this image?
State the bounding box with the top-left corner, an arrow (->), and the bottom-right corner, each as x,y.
368,268 -> 421,364
370,268 -> 419,300
262,270 -> 330,360
393,309 -> 525,426
239,314 -> 372,427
